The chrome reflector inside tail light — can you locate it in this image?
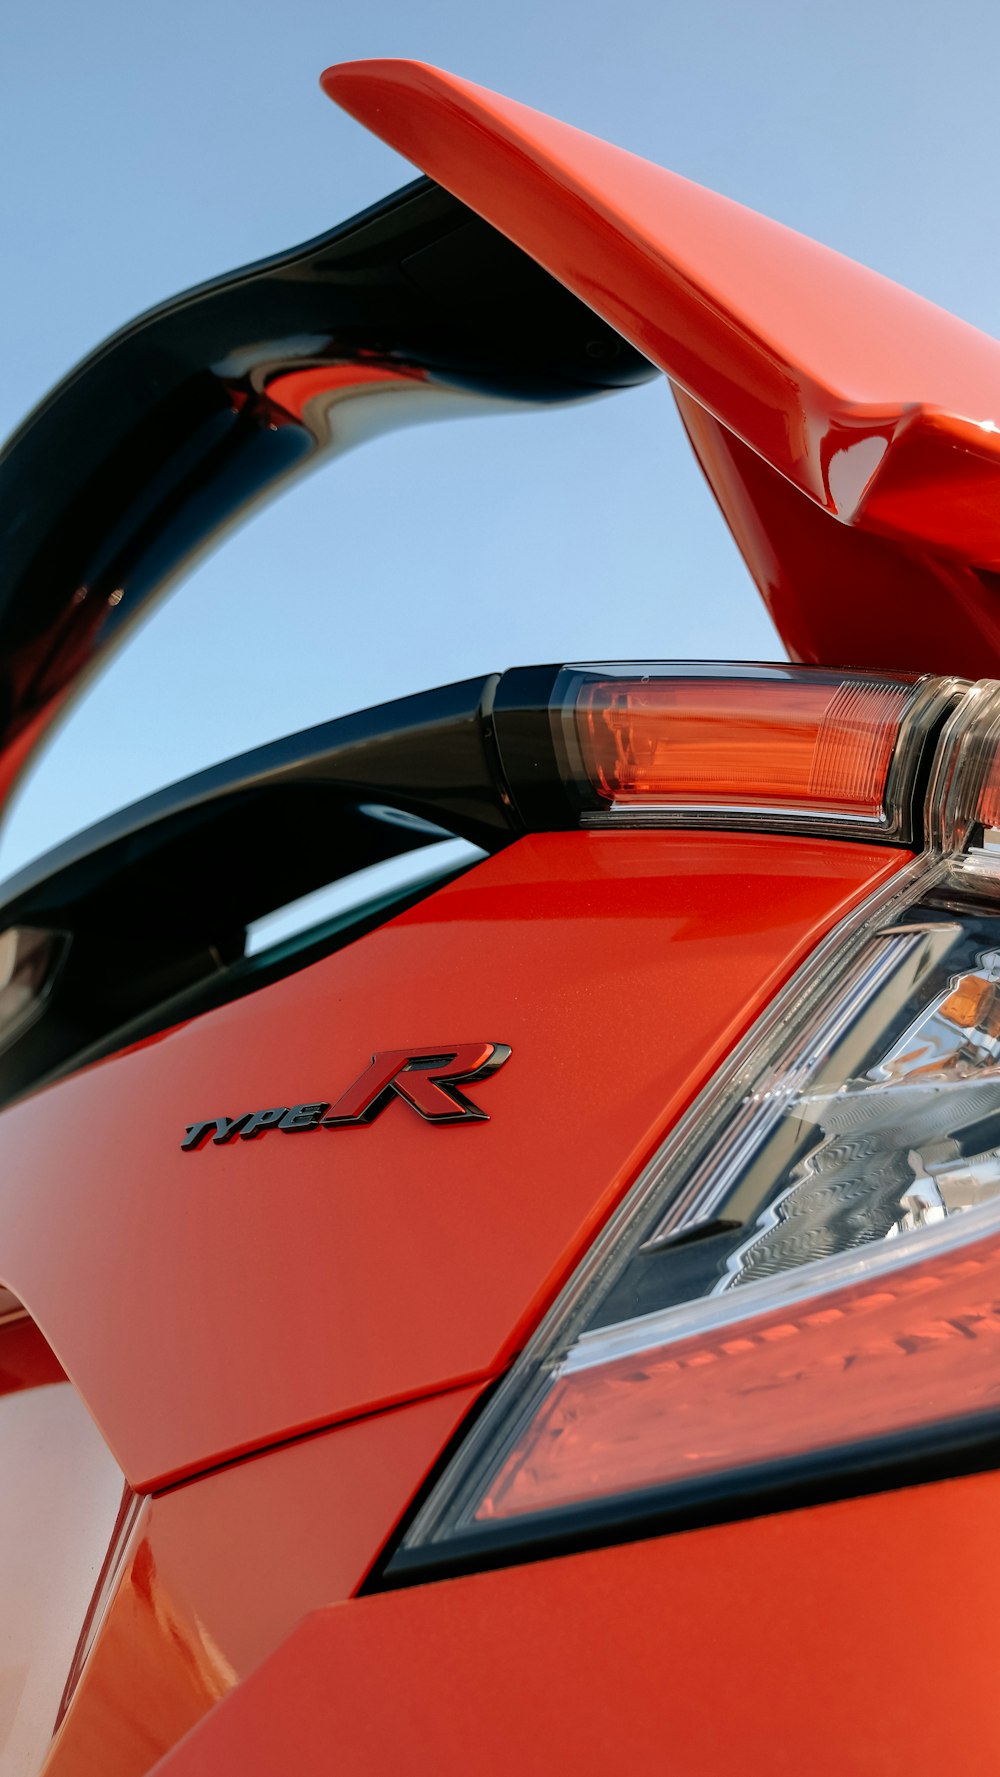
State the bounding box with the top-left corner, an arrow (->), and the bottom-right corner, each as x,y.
391,851 -> 1000,1575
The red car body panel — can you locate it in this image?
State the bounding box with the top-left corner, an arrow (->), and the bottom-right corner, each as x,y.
325,58 -> 1000,678
0,1375 -> 126,1777
0,831 -> 901,1492
150,1470 -> 1000,1777
40,1387 -> 481,1777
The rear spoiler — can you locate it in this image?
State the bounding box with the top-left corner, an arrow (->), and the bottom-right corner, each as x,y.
0,173 -> 654,812
325,60 -> 1000,682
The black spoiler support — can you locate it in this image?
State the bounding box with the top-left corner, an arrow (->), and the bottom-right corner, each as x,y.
0,666 -> 562,1106
0,177 -> 654,813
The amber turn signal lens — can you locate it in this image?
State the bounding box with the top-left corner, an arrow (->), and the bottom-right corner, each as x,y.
576,674 -> 910,818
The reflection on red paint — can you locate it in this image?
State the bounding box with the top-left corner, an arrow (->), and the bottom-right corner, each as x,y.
265,363 -> 426,421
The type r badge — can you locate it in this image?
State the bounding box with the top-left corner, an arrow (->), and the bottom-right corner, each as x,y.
181,1043 -> 512,1149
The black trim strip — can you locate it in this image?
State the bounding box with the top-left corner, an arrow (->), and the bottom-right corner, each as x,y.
0,674 -> 509,933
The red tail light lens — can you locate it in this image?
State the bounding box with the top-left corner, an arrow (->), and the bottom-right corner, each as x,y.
476,1230 -> 1000,1523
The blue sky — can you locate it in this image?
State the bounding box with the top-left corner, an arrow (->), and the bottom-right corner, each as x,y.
2,0 -> 999,877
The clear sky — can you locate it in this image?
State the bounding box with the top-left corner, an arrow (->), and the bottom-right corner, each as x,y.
2,0 -> 999,879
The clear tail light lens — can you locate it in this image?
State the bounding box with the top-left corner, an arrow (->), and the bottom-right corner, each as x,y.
543,663 -> 959,842
927,678 -> 1000,853
391,850 -> 1000,1575
575,671 -> 906,815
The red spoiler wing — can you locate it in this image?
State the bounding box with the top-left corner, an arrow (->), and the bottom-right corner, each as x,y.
324,59 -> 1000,677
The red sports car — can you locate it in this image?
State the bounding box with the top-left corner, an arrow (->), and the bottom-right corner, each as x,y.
4,57 -> 1000,1776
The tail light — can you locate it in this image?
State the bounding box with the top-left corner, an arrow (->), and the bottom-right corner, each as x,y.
928,677 -> 1000,853
388,676 -> 1000,1579
494,662 -> 960,843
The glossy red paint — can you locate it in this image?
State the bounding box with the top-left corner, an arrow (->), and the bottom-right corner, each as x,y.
0,831 -> 905,1492
42,1386 -> 480,1777
323,59 -> 1000,678
150,1470 -> 1000,1777
672,390 -> 1000,681
0,1312 -> 66,1394
0,1367 -> 127,1777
